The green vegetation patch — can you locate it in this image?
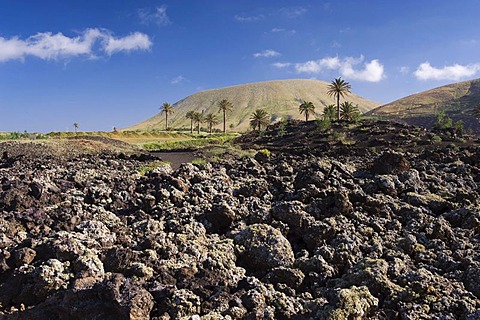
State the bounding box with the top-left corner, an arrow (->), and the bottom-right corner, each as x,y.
142,133 -> 238,151
0,132 -> 48,140
190,158 -> 208,165
46,130 -> 189,140
137,161 -> 171,175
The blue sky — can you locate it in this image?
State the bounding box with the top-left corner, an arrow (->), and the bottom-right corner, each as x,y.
1,1 -> 480,132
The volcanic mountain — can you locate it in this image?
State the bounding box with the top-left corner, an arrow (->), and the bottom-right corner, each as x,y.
126,79 -> 380,132
367,78 -> 480,134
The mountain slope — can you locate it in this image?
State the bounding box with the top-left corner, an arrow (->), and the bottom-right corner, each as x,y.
367,78 -> 480,133
126,79 -> 380,131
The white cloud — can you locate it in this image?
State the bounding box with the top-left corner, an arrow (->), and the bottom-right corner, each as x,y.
234,14 -> 265,22
253,49 -> 280,58
295,57 -> 340,73
295,61 -> 321,73
0,29 -> 102,61
272,28 -> 285,33
272,62 -> 291,68
0,28 -> 152,62
294,55 -> 385,82
171,75 -> 186,84
104,32 -> 152,55
138,5 -> 171,26
414,62 -> 480,81
0,37 -> 30,61
340,57 -> 385,82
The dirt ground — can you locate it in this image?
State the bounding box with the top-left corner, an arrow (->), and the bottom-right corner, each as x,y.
150,151 -> 198,170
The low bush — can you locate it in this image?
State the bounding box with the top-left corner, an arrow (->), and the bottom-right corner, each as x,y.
137,161 -> 171,175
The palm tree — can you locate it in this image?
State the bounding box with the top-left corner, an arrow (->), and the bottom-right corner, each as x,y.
204,113 -> 219,134
217,99 -> 233,133
323,104 -> 336,121
192,111 -> 204,134
473,104 -> 480,119
327,78 -> 351,121
340,101 -> 360,121
298,100 -> 315,122
185,111 -> 195,133
73,122 -> 79,134
250,109 -> 270,131
160,102 -> 174,130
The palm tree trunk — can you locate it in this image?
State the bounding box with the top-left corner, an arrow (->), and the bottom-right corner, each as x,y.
223,111 -> 226,133
165,114 -> 168,130
190,120 -> 193,134
197,122 -> 200,134
306,113 -> 308,122
336,94 -> 340,121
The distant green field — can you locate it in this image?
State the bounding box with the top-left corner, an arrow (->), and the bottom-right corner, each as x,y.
141,133 -> 238,151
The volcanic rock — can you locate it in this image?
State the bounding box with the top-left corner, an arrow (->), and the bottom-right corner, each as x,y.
0,121 -> 479,319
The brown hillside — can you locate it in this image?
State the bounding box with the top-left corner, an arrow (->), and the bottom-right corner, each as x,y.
367,78 -> 480,134
125,79 -> 379,132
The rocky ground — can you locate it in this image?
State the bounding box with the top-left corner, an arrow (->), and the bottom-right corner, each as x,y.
0,122 -> 479,319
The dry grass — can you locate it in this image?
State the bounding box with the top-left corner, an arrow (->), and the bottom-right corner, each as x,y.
369,78 -> 477,117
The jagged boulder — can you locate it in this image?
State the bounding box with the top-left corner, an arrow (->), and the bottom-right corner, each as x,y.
234,224 -> 295,273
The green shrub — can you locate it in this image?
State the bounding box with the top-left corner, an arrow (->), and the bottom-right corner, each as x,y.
137,161 -> 171,175
0,132 -> 23,140
35,134 -> 49,140
431,135 -> 442,142
277,120 -> 287,136
332,132 -> 346,141
254,148 -> 271,162
453,120 -> 464,135
434,111 -> 453,130
316,116 -> 332,132
257,148 -> 271,157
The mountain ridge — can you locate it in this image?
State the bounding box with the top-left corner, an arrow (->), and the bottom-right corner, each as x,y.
367,78 -> 480,134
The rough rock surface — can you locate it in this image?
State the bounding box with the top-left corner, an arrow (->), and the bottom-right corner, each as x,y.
0,122 -> 479,319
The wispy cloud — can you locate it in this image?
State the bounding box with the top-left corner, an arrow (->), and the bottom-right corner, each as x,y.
253,49 -> 280,58
234,14 -> 264,22
459,39 -> 478,45
272,62 -> 292,69
171,75 -> 186,84
293,55 -> 385,82
138,5 -> 171,26
0,28 -> 152,62
279,6 -> 307,18
271,27 -> 296,35
399,66 -> 410,75
331,41 -> 341,48
414,62 -> 480,81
